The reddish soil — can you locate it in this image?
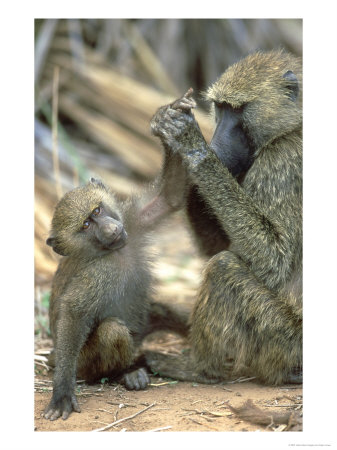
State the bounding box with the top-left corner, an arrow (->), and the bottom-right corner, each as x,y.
35,339 -> 302,433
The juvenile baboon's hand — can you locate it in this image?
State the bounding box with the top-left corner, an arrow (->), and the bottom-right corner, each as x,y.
151,88 -> 198,146
122,367 -> 150,390
171,87 -> 197,112
44,392 -> 81,421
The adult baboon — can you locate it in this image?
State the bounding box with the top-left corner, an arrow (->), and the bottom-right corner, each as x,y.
149,50 -> 302,385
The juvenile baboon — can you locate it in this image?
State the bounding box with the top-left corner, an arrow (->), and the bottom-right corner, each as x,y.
148,50 -> 303,385
44,153 -> 189,421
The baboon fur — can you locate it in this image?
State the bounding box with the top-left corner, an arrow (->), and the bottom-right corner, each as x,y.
149,49 -> 302,385
44,159 -> 189,420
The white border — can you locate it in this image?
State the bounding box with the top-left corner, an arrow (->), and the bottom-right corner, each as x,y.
2,2 -> 337,449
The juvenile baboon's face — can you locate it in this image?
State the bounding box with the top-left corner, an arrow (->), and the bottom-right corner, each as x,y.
77,202 -> 127,253
46,179 -> 127,257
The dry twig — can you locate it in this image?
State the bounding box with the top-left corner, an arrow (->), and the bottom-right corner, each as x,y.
107,401 -> 136,408
227,399 -> 302,431
188,418 -> 219,431
149,381 -> 178,386
265,404 -> 302,408
227,376 -> 257,384
91,402 -> 156,432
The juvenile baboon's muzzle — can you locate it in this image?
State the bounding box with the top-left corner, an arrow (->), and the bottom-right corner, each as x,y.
97,217 -> 127,249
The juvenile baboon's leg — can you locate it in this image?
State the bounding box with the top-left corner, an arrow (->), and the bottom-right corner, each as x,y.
190,251 -> 302,385
77,317 -> 150,389
147,301 -> 191,337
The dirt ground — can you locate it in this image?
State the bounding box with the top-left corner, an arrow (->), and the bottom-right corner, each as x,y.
35,338 -> 302,432
34,213 -> 303,433
34,370 -> 302,432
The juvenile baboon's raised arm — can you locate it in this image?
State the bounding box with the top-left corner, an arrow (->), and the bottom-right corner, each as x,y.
44,136 -> 190,421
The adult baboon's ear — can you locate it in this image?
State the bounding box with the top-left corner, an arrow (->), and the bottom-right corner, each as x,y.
282,70 -> 299,101
46,237 -> 67,256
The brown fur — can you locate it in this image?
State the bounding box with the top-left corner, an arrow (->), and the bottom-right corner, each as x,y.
44,149 -> 189,420
148,50 -> 302,385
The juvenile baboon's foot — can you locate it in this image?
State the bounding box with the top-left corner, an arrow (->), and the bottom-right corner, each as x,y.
44,392 -> 81,421
145,350 -> 222,384
121,367 -> 150,390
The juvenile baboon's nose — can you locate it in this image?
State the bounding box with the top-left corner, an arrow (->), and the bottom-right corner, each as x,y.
102,222 -> 119,237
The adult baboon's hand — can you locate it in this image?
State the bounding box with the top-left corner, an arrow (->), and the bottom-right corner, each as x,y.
150,88 -> 198,146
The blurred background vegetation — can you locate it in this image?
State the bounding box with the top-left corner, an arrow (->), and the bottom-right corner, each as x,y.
34,18 -> 302,339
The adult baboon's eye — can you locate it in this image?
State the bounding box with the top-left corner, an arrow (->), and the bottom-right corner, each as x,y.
92,207 -> 101,216
83,220 -> 91,229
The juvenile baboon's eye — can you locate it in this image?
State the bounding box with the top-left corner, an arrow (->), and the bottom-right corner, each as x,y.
92,207 -> 101,216
83,220 -> 91,229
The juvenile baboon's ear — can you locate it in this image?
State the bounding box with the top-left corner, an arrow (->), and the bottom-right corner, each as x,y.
90,178 -> 106,189
46,237 -> 67,256
282,70 -> 299,101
